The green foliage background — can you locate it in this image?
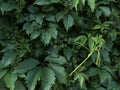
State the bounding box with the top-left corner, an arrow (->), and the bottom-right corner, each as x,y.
0,0 -> 120,90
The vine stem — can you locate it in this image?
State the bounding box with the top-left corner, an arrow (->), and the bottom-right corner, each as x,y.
69,48 -> 97,76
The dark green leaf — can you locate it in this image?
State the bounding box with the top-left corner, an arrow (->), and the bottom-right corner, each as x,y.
14,58 -> 39,73
2,50 -> 17,67
48,64 -> 67,84
41,67 -> 56,90
25,67 -> 41,90
45,55 -> 67,65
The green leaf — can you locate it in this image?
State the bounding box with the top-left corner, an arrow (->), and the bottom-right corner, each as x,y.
14,58 -> 39,73
27,5 -> 39,13
0,69 -> 8,79
15,81 -> 26,90
41,27 -> 57,45
2,50 -> 17,67
45,55 -> 67,65
75,35 -> 87,46
86,67 -> 99,77
74,0 -> 79,10
88,38 -> 95,50
4,71 -> 18,90
48,63 -> 67,84
41,67 -> 56,90
56,11 -> 65,22
87,0 -> 95,12
49,27 -> 58,39
63,47 -> 72,60
74,73 -> 88,89
100,6 -> 111,17
34,0 -> 49,5
30,30 -> 41,40
63,14 -> 74,31
35,14 -> 44,25
23,22 -> 33,35
0,80 -> 8,90
41,29 -> 51,45
25,67 -> 41,90
93,25 -> 101,30
34,0 -> 60,5
98,70 -> 111,83
0,2 -> 15,14
82,0 -> 85,5
96,87 -> 106,90
50,0 -> 60,3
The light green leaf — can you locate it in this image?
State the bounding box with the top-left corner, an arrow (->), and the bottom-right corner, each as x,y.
63,14 -> 74,31
100,6 -> 111,17
14,58 -> 39,73
34,0 -> 49,5
30,30 -> 41,40
93,25 -> 101,30
2,50 -> 17,67
50,0 -> 60,3
48,63 -> 67,84
41,67 -> 56,90
25,67 -> 41,90
74,0 -> 79,10
4,71 -> 18,90
74,73 -> 88,89
88,38 -> 95,50
45,55 -> 67,65
88,0 -> 95,12
82,0 -> 85,5
0,2 -> 15,14
75,35 -> 87,46
34,0 -> 60,5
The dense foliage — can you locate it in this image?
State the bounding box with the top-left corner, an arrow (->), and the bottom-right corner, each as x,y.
0,0 -> 120,90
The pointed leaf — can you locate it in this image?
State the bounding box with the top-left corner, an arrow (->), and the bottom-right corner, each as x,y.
63,14 -> 74,31
45,55 -> 67,65
25,67 -> 41,90
100,6 -> 111,17
14,58 -> 39,73
63,47 -> 72,60
4,71 -> 18,90
0,69 -> 8,79
75,35 -> 87,46
34,0 -> 49,5
41,67 -> 56,90
88,0 -> 95,12
48,64 -> 67,84
98,70 -> 111,83
41,29 -> 51,45
15,81 -> 26,90
2,50 -> 17,67
0,80 -> 8,90
30,30 -> 40,40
